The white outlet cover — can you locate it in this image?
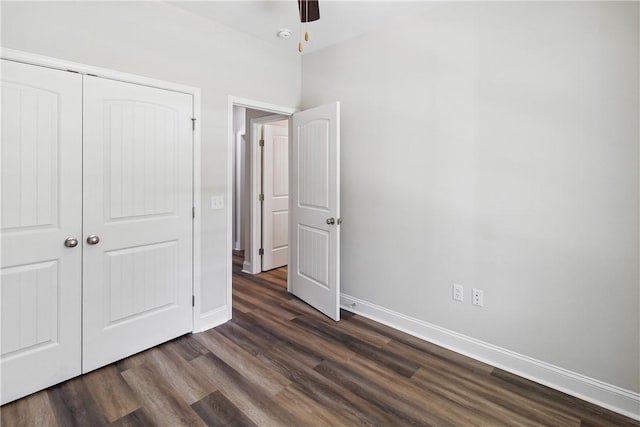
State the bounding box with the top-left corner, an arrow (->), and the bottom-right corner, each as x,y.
453,284 -> 464,302
210,195 -> 224,210
472,288 -> 484,307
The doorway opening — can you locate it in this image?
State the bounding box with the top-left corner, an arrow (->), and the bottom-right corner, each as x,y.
227,97 -> 295,309
227,97 -> 342,321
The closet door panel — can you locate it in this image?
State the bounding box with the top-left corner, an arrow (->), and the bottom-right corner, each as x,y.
0,60 -> 82,404
82,76 -> 193,372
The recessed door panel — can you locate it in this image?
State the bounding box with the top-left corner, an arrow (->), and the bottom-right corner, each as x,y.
298,225 -> 329,289
298,120 -> 329,211
82,76 -> 193,373
1,82 -> 59,230
105,101 -> 178,221
1,261 -> 59,356
0,59 -> 82,405
106,241 -> 179,324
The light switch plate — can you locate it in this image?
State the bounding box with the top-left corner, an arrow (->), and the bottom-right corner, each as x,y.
210,195 -> 224,210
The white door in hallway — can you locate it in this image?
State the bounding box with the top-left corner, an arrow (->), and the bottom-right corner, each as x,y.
289,102 -> 341,321
0,60 -> 83,404
82,76 -> 194,372
262,122 -> 289,271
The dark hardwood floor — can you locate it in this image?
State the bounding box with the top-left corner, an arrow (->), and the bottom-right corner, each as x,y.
1,255 -> 638,426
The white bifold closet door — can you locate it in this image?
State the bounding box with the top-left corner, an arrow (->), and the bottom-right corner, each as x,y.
1,61 -> 194,404
82,76 -> 193,372
1,60 -> 83,404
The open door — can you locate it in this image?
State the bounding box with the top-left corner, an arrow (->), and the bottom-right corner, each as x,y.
289,102 -> 340,321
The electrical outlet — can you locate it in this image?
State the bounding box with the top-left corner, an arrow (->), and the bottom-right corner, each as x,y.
472,288 -> 484,307
453,284 -> 464,302
210,195 -> 224,210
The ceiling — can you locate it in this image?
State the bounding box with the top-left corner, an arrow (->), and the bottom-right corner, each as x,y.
169,1 -> 437,54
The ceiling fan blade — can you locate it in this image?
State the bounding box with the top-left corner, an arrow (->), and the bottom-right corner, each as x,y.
298,0 -> 320,23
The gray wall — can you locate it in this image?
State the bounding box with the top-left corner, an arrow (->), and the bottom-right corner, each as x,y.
1,1 -> 302,314
302,2 -> 639,392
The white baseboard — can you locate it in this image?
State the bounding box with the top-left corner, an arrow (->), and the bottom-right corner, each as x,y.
193,305 -> 230,333
340,293 -> 640,421
242,261 -> 252,274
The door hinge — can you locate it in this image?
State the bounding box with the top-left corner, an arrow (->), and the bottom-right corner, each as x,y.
259,193 -> 264,202
259,248 -> 264,256
191,118 -> 196,131
192,207 -> 195,218
192,295 -> 195,307
259,139 -> 264,147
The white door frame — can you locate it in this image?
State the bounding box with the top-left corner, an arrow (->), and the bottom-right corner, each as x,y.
226,97 -> 295,306
233,130 -> 246,251
248,114 -> 288,274
0,48 -> 207,332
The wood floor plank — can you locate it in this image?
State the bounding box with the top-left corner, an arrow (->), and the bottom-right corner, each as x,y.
234,273 -> 291,297
273,385 -> 371,427
234,291 -> 300,321
411,366 -> 580,427
351,314 -> 495,374
229,310 -> 325,369
214,322 -> 270,357
231,297 -> 256,314
491,368 -> 640,427
194,328 -> 291,396
168,334 -> 210,362
145,344 -> 215,405
356,357 -> 524,426
110,408 -> 156,427
346,354 -> 507,426
190,352 -> 302,427
47,377 -> 110,427
115,349 -> 150,373
238,283 -> 332,322
83,365 -> 141,422
256,342 -> 398,426
293,314 -> 421,377
313,359 -> 442,426
246,308 -> 356,363
121,363 -> 206,426
233,274 -> 288,299
0,391 -> 58,427
334,317 -> 392,348
191,390 -> 258,427
403,342 -> 583,426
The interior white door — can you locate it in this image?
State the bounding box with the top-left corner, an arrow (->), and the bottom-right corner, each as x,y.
262,122 -> 289,271
82,76 -> 193,372
289,102 -> 341,321
0,60 -> 82,404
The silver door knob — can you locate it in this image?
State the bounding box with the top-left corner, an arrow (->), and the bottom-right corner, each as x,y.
64,237 -> 78,248
86,235 -> 100,245
326,218 -> 335,225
